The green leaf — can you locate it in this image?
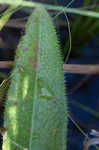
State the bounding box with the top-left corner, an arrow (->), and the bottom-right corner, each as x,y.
0,76 -> 11,109
0,0 -> 99,18
3,6 -> 67,150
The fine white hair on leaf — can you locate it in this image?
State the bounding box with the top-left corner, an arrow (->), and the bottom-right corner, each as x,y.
62,0 -> 75,63
63,13 -> 72,63
53,0 -> 73,63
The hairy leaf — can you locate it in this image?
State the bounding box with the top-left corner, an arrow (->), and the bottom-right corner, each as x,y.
3,6 -> 67,150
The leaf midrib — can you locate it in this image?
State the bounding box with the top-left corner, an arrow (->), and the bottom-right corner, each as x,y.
29,12 -> 40,150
